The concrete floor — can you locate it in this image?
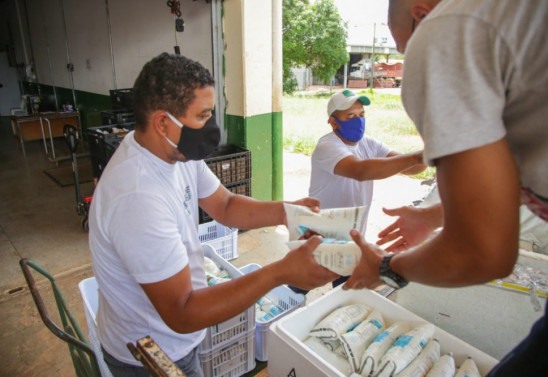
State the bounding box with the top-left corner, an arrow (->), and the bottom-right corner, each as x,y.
0,115 -> 430,377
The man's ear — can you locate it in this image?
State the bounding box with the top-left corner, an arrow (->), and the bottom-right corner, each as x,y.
328,116 -> 339,130
411,1 -> 435,22
150,111 -> 168,135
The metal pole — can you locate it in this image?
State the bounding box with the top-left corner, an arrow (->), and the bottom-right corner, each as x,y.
369,23 -> 376,90
104,0 -> 117,90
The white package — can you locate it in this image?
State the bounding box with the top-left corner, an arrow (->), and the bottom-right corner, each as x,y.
284,203 -> 368,241
287,239 -> 362,276
309,304 -> 370,339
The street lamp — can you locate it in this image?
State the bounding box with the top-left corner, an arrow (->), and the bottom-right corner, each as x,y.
369,23 -> 377,90
369,22 -> 387,90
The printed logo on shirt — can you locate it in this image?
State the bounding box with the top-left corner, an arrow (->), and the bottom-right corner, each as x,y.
183,185 -> 192,216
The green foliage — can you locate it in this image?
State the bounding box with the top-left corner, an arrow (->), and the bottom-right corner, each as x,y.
282,0 -> 348,92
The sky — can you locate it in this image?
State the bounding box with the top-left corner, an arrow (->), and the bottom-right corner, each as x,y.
333,0 -> 396,48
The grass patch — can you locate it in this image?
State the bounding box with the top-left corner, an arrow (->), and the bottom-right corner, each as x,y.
282,89 -> 435,180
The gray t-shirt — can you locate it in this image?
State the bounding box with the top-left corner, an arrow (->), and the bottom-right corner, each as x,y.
402,0 -> 548,219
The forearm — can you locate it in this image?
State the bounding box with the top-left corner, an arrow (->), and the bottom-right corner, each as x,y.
401,163 -> 427,175
173,264 -> 283,332
354,154 -> 423,181
220,195 -> 285,229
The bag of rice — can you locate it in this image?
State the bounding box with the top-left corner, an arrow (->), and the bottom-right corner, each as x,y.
376,323 -> 435,377
359,321 -> 411,376
395,338 -> 440,377
340,310 -> 385,373
309,304 -> 371,339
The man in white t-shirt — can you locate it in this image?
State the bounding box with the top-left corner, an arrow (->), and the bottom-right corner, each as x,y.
290,89 -> 424,293
344,1 -> 548,375
88,53 -> 338,376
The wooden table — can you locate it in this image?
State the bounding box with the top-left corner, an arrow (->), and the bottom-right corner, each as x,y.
11,111 -> 80,160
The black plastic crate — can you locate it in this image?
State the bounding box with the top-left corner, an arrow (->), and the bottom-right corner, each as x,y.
204,145 -> 251,186
101,109 -> 135,125
199,180 -> 252,224
85,124 -> 134,179
109,88 -> 134,110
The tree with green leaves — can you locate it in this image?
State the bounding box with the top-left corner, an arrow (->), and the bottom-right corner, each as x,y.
282,0 -> 348,93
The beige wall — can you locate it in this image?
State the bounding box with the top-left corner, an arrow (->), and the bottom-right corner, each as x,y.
11,0 -> 213,94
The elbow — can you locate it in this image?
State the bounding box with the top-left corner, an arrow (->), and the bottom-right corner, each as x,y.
467,242 -> 519,283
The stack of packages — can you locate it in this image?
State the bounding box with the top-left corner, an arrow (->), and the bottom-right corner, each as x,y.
304,303 -> 481,377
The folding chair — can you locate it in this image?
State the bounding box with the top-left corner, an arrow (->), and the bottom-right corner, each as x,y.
19,258 -> 102,377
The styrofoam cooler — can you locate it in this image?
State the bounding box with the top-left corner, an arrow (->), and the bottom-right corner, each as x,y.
239,263 -> 306,361
78,277 -> 114,377
267,286 -> 498,377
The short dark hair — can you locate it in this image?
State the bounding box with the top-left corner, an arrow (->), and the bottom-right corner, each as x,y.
132,53 -> 215,129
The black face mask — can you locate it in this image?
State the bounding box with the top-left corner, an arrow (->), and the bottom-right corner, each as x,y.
166,112 -> 221,160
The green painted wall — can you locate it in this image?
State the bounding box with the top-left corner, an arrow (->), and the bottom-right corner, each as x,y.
227,112 -> 281,201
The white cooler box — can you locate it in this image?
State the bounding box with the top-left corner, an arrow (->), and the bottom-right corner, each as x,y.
392,249 -> 548,359
267,286 -> 498,377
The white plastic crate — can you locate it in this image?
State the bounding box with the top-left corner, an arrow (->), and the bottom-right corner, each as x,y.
199,220 -> 239,261
200,245 -> 255,353
268,286 -> 498,377
78,277 -> 114,377
199,329 -> 255,377
239,263 -> 306,362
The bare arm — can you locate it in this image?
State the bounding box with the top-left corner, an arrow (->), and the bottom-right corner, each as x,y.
141,236 -> 338,333
198,185 -> 320,230
344,139 -> 521,289
334,150 -> 425,181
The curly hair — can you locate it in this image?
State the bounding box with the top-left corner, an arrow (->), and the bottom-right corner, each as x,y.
132,53 -> 215,130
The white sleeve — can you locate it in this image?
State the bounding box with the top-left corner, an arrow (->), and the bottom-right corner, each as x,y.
402,15 -> 508,165
313,138 -> 352,174
197,160 -> 221,199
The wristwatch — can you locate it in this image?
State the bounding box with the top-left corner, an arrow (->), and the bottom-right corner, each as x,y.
379,254 -> 408,289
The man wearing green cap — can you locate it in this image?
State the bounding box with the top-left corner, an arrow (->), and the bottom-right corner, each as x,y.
309,89 -> 425,213
290,89 -> 425,293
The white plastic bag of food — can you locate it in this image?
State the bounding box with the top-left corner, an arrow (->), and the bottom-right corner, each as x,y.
304,336 -> 352,376
284,203 -> 368,241
376,323 -> 435,377
359,321 -> 411,376
395,338 -> 440,377
425,353 -> 455,377
309,304 -> 370,339
203,256 -> 222,276
454,357 -> 480,377
287,239 -> 362,276
340,310 -> 385,373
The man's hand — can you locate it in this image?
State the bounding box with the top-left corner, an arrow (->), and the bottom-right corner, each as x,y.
343,229 -> 386,290
282,197 -> 321,227
376,205 -> 443,252
288,197 -> 320,212
278,235 -> 339,290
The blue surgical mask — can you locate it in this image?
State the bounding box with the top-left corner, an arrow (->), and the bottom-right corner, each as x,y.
335,116 -> 366,142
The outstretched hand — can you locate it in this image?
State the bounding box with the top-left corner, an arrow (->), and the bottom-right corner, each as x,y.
343,229 -> 386,290
376,206 -> 439,252
280,235 -> 339,290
